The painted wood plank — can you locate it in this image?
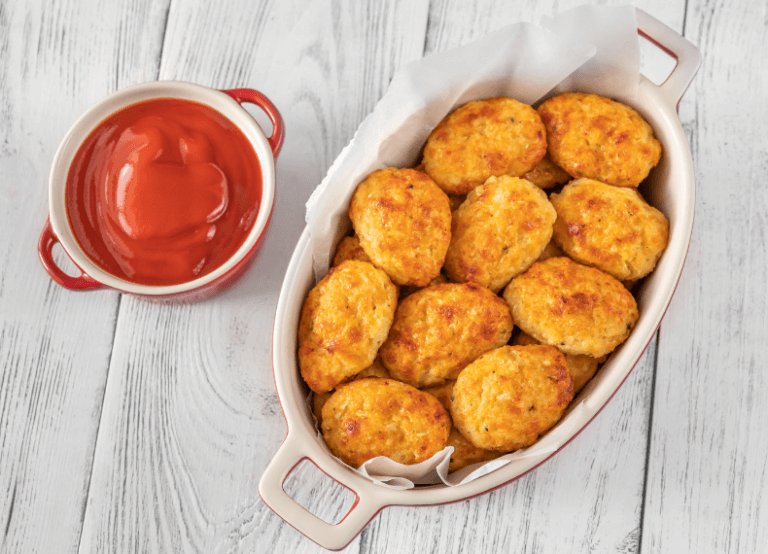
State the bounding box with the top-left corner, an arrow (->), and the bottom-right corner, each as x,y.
0,1 -> 169,552
358,1 -> 685,553
641,0 -> 768,552
77,1 -> 430,553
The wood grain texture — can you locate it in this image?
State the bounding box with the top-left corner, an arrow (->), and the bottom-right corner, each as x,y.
78,300 -> 291,553
0,1 -> 168,552
423,0 -> 685,56
641,0 -> 768,552
7,0 -> 765,552
78,1 -> 430,553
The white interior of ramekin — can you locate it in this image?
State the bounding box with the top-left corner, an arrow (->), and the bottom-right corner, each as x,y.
48,81 -> 276,295
271,74 -> 695,505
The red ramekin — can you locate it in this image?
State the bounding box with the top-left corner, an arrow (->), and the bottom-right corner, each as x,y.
38,81 -> 284,303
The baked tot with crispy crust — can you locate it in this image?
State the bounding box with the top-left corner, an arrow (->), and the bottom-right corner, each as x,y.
298,260 -> 397,393
349,168 -> 451,287
550,178 -> 669,281
380,282 -> 514,388
451,345 -> 573,452
423,380 -> 501,471
423,97 -> 547,195
321,378 -> 451,467
538,92 -> 662,188
522,153 -> 572,189
503,257 -> 639,358
444,175 -> 556,292
513,330 -> 599,395
332,235 -> 371,267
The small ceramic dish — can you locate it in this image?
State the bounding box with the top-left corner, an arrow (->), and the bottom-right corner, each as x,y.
38,81 -> 283,303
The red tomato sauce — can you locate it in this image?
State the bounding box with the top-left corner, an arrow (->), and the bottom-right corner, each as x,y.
66,98 -> 262,286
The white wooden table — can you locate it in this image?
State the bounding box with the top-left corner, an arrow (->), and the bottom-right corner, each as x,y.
1,0 -> 766,552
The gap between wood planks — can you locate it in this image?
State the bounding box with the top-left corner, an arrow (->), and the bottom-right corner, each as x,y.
637,330 -> 661,554
73,2 -> 173,552
74,295 -> 121,554
637,2 -> 690,551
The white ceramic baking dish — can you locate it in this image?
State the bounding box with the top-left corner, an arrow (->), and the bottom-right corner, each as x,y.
261,10 -> 701,551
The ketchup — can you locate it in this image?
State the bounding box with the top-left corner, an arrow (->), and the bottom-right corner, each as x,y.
66,98 -> 262,286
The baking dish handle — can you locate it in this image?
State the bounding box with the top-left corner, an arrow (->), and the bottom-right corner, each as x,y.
636,9 -> 702,109
259,436 -> 385,551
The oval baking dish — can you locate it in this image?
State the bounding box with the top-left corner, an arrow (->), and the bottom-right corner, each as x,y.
261,10 -> 701,551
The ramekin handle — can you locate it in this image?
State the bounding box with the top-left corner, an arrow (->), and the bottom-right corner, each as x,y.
38,218 -> 105,290
636,9 -> 702,109
223,88 -> 285,158
259,435 -> 384,551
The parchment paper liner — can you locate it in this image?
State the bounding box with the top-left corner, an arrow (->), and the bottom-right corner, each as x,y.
304,5 -> 642,489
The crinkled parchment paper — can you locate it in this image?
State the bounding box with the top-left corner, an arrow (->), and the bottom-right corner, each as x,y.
304,5 -> 641,488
